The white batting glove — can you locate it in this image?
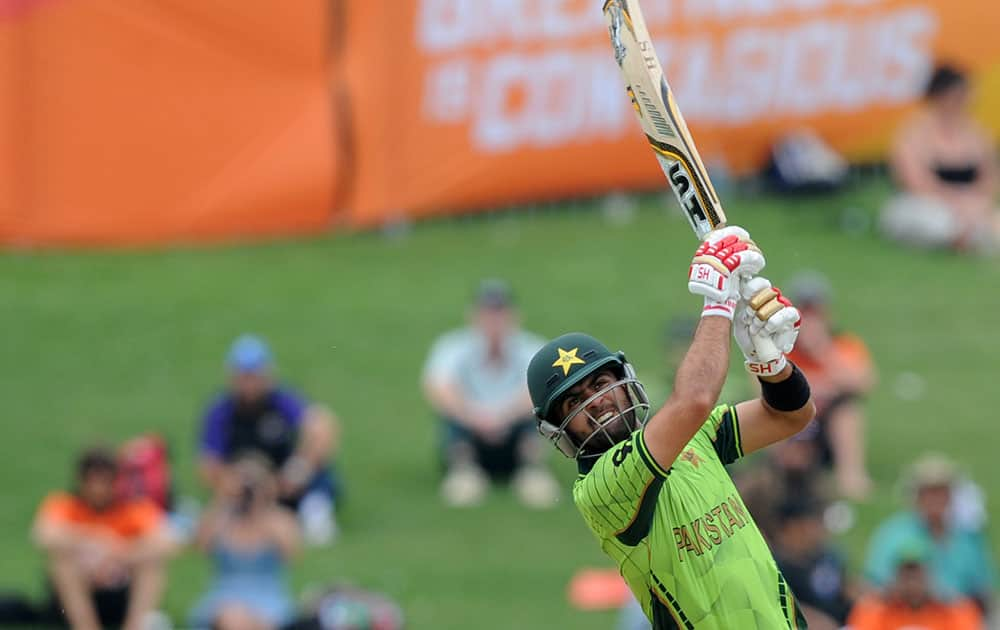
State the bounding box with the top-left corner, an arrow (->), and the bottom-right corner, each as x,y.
688,226 -> 766,319
734,277 -> 801,376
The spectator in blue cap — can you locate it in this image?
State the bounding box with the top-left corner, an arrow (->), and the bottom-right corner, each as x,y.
198,335 -> 341,546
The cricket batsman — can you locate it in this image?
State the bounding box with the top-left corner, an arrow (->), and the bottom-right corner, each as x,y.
527,227 -> 816,629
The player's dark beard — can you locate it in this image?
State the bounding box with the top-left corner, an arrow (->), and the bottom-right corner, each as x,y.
578,409 -> 635,454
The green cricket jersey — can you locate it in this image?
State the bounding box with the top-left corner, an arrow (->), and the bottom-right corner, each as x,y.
573,404 -> 807,629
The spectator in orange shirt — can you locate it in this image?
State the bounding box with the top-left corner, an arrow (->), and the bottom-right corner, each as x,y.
785,272 -> 876,501
849,541 -> 983,630
32,447 -> 178,630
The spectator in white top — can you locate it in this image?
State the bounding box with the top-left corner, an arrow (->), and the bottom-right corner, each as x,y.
423,279 -> 557,508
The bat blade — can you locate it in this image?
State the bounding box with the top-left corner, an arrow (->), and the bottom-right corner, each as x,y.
603,0 -> 727,240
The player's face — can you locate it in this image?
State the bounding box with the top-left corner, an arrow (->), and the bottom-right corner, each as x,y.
79,469 -> 117,511
936,83 -> 970,119
894,563 -> 931,606
560,369 -> 635,453
230,370 -> 272,403
916,483 -> 951,523
475,306 -> 514,347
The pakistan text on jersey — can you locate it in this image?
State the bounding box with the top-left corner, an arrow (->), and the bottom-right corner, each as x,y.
672,495 -> 750,562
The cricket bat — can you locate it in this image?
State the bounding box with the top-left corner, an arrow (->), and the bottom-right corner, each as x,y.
602,0 -> 726,240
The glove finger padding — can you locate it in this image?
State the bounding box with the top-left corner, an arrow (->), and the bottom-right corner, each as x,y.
688,227 -> 766,305
764,306 -> 801,335
735,279 -> 802,374
708,226 -> 751,243
740,276 -> 772,302
768,307 -> 801,354
747,286 -> 799,335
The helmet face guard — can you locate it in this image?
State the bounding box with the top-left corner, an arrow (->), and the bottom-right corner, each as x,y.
537,361 -> 650,460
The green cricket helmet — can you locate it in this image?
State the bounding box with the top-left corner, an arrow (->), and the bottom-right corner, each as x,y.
527,333 -> 650,460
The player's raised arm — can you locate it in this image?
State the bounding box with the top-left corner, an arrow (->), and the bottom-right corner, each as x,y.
642,227 -> 764,471
730,277 -> 816,455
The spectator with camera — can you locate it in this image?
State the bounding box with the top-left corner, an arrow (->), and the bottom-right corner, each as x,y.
199,334 -> 341,545
190,452 -> 300,630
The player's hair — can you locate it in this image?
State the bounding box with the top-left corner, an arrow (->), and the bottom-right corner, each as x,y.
75,446 -> 119,479
924,63 -> 968,101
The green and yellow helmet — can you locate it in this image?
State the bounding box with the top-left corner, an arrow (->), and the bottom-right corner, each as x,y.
527,332 -> 650,460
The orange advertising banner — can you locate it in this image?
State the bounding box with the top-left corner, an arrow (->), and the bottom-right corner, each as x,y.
4,1 -> 1000,246
0,0 -> 338,247
345,0 -> 1000,226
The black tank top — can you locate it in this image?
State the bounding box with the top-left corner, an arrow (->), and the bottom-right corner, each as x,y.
225,394 -> 298,468
933,162 -> 980,186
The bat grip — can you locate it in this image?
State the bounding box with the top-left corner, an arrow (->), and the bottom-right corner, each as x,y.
753,336 -> 782,363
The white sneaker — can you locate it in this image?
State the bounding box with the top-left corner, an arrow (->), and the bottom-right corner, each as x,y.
141,610 -> 173,630
441,466 -> 488,507
513,468 -> 559,509
299,491 -> 337,546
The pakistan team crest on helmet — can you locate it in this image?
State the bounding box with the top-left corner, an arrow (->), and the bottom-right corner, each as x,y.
528,333 -> 650,460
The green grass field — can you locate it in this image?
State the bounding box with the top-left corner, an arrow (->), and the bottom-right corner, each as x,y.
2,177 -> 997,629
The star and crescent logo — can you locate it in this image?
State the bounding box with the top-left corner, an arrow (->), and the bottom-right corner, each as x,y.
552,347 -> 586,376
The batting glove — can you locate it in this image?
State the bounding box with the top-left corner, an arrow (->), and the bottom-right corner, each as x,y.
734,277 -> 801,375
688,226 -> 766,319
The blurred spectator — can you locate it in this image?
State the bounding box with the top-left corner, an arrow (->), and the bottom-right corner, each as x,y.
850,540 -> 983,630
734,419 -> 835,543
785,271 -> 876,501
618,594 -> 650,630
865,454 -> 996,610
199,334 -> 341,545
422,279 -> 556,508
772,499 -> 853,627
190,453 -> 299,630
31,447 -> 177,630
286,584 -> 405,630
765,129 -> 849,194
116,434 -> 174,512
882,62 -> 1000,253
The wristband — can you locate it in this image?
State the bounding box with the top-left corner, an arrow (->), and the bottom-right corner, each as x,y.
758,363 -> 811,411
702,297 -> 736,320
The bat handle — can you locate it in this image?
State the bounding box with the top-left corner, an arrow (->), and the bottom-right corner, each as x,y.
753,336 -> 782,363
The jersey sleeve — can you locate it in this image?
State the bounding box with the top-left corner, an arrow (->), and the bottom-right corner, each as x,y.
573,430 -> 669,546
122,499 -> 165,538
516,331 -> 546,370
36,493 -> 75,527
862,519 -> 903,587
199,396 -> 229,458
845,597 -> 884,630
966,532 -> 997,595
273,388 -> 308,426
695,404 -> 744,465
422,332 -> 464,385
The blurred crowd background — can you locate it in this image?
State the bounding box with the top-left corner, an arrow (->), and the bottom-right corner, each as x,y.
2,1 -> 999,629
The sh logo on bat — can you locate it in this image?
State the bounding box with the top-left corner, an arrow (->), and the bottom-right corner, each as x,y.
666,161 -> 709,226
